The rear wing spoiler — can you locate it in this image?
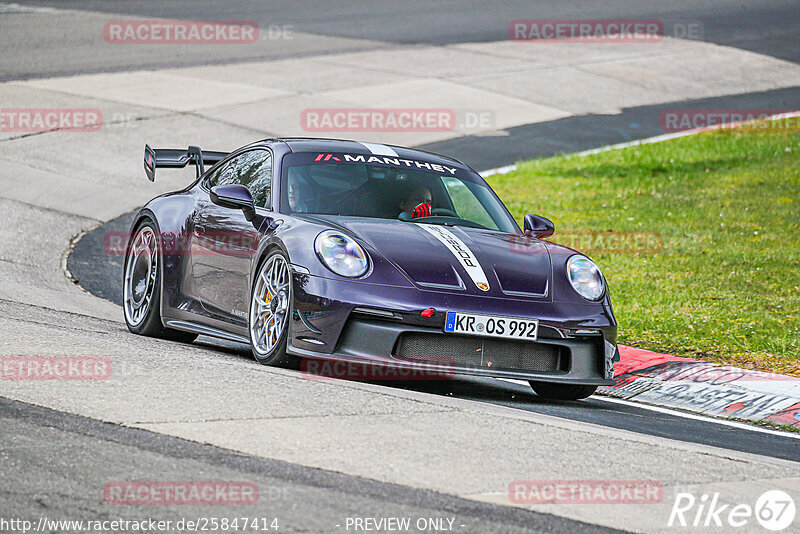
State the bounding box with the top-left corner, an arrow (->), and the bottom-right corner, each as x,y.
144,144 -> 228,181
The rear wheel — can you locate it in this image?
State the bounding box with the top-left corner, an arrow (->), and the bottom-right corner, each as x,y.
529,381 -> 597,401
249,249 -> 297,368
123,219 -> 197,343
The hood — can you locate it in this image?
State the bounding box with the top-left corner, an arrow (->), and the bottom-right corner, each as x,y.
311,216 -> 551,299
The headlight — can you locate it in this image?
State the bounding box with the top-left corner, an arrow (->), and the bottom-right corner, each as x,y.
314,230 -> 370,278
566,255 -> 605,301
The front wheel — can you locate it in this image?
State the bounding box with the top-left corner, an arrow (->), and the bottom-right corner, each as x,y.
529,381 -> 598,401
249,249 -> 297,368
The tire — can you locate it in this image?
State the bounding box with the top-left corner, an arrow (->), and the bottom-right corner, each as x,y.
123,219 -> 197,343
529,381 -> 598,401
248,249 -> 297,368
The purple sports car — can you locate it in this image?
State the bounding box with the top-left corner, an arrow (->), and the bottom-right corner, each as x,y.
124,138 -> 618,400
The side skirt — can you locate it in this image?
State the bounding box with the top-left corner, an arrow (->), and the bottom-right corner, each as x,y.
165,320 -> 250,345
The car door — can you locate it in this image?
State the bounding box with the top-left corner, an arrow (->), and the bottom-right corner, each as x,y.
190,149 -> 273,323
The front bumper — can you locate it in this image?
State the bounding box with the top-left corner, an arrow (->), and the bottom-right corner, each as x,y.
288,273 -> 618,385
290,317 -> 615,385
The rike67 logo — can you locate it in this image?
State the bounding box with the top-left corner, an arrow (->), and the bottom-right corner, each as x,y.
669,490 -> 796,531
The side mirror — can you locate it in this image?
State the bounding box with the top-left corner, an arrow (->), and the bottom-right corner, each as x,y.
210,184 -> 256,221
523,214 -> 555,239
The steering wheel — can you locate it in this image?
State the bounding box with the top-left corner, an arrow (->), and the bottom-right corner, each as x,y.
398,207 -> 458,221
432,208 -> 457,217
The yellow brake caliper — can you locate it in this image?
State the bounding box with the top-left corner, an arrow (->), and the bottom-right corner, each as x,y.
263,287 -> 271,326
263,287 -> 277,342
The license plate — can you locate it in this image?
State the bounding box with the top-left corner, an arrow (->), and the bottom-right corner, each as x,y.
444,311 -> 538,341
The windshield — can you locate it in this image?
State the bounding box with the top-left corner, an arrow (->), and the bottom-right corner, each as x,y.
280,152 -> 518,233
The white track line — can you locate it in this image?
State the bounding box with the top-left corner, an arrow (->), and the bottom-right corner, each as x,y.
479,110 -> 800,178
0,3 -> 60,13
478,163 -> 518,177
498,378 -> 800,439
594,395 -> 800,439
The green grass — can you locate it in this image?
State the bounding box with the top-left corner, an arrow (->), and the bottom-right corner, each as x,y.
487,122 -> 800,376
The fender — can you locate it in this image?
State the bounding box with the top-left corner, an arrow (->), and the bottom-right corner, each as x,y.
129,192 -> 200,320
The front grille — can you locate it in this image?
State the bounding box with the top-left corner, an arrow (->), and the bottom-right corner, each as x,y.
394,332 -> 563,372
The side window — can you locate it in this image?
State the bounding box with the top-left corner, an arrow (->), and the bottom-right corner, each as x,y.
441,176 -> 497,230
236,150 -> 272,207
205,159 -> 237,188
205,150 -> 272,207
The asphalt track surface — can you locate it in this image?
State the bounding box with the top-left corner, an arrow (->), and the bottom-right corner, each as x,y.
2,0 -> 798,81
0,397 -> 619,534
420,86 -> 800,170
4,0 -> 800,531
3,1 -> 799,169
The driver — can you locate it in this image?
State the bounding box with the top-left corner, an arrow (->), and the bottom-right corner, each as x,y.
399,186 -> 433,219
288,173 -> 312,213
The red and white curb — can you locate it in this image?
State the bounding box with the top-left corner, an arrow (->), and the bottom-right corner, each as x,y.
602,346 -> 800,430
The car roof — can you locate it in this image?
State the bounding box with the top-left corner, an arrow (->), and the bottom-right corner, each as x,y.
272,137 -> 471,171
